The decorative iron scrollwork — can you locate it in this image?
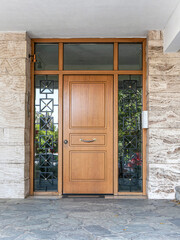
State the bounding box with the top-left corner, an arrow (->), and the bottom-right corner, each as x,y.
118,77 -> 142,192
34,76 -> 58,192
40,80 -> 54,94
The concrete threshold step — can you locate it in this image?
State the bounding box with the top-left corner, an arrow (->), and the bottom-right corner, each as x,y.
28,195 -> 147,200
105,195 -> 147,199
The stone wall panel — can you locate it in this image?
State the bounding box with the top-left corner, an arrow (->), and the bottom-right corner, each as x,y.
147,30 -> 180,199
0,41 -> 26,58
147,164 -> 180,199
148,164 -> 180,184
0,163 -> 26,182
147,182 -> 175,199
0,33 -> 27,41
148,93 -> 180,111
0,182 -> 25,198
148,129 -> 180,164
0,32 -> 30,198
0,58 -> 26,76
147,40 -> 163,57
148,57 -> 180,76
0,145 -> 25,164
148,75 -> 180,93
0,75 -> 26,93
0,128 -> 25,145
0,93 -> 25,128
25,145 -> 30,165
149,110 -> 180,128
147,30 -> 163,40
24,179 -> 30,197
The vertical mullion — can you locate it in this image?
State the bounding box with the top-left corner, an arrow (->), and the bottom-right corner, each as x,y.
114,42 -> 119,194
142,40 -> 147,111
114,43 -> 118,71
59,43 -> 63,71
142,39 -> 147,195
58,73 -> 63,194
58,42 -> 63,194
30,41 -> 35,195
114,73 -> 119,195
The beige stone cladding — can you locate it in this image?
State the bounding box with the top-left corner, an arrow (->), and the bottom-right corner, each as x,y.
147,30 -> 180,199
0,32 -> 31,198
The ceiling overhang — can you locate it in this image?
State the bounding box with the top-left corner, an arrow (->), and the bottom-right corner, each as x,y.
0,0 -> 180,52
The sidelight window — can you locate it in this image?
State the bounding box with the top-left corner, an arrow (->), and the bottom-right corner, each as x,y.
34,75 -> 59,192
118,75 -> 143,192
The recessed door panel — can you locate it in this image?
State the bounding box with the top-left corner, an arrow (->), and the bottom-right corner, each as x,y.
63,75 -> 113,194
70,151 -> 105,181
70,82 -> 105,128
70,134 -> 106,146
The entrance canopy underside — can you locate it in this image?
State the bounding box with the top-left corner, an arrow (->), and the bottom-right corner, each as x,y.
0,0 -> 180,51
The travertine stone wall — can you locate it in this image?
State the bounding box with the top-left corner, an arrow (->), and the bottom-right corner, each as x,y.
0,33 -> 31,198
147,30 -> 180,199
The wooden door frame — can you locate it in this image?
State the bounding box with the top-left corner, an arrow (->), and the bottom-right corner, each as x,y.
30,38 -> 147,196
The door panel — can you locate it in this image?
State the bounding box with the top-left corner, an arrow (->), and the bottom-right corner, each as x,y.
70,151 -> 105,181
63,75 -> 113,194
70,134 -> 106,146
70,82 -> 105,128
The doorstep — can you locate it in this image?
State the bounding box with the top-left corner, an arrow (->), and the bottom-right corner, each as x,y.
28,195 -> 147,200
105,195 -> 147,199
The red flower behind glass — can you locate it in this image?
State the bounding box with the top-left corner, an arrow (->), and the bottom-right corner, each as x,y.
128,152 -> 142,168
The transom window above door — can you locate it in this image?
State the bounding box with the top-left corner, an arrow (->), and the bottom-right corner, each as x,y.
63,43 -> 114,70
35,43 -> 59,70
34,42 -> 142,71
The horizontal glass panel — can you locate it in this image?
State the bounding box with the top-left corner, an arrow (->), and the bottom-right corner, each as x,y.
34,75 -> 58,192
118,44 -> 142,70
35,44 -> 59,70
64,43 -> 113,70
118,75 -> 143,192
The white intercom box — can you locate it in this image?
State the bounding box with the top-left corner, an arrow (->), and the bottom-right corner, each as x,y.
142,111 -> 148,129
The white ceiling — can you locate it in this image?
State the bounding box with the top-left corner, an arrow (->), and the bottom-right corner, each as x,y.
0,0 -> 179,38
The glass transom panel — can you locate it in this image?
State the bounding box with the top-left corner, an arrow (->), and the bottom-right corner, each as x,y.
63,43 -> 114,70
118,43 -> 142,70
35,43 -> 59,70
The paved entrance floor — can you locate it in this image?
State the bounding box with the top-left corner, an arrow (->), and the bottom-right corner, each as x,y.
0,198 -> 180,240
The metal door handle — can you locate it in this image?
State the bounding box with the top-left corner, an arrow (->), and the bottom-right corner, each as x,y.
80,138 -> 96,143
64,140 -> 68,144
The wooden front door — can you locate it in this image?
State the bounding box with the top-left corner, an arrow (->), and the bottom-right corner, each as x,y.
63,75 -> 113,194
